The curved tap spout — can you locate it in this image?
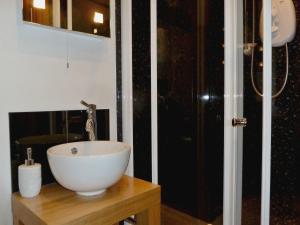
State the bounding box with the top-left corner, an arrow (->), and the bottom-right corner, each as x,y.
80,100 -> 98,141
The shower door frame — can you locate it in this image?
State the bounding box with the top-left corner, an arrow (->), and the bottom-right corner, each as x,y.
146,0 -> 273,224
223,0 -> 273,225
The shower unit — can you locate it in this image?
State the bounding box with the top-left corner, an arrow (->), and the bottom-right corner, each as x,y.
245,0 -> 296,98
224,0 -> 300,224
131,0 -> 299,224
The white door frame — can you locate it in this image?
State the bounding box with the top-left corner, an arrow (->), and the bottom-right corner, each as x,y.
224,0 -> 244,224
261,0 -> 272,224
122,0 -> 134,177
122,0 -> 158,181
224,0 -> 273,225
135,0 -> 273,224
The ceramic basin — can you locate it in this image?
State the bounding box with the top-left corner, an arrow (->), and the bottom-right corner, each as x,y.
47,141 -> 131,196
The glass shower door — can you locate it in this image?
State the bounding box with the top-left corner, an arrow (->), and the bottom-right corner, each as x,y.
224,0 -> 272,225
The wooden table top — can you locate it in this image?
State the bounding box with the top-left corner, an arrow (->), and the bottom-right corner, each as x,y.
12,175 -> 161,225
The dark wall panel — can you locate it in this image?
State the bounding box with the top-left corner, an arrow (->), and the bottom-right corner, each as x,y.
157,0 -> 224,222
269,1 -> 300,224
132,0 -> 152,181
115,0 -> 122,142
132,0 -> 224,221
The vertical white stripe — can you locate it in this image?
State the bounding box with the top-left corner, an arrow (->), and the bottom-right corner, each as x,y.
151,0 -> 158,184
224,0 -> 237,223
224,0 -> 244,224
261,0 -> 272,224
235,0 -> 244,221
122,0 -> 134,177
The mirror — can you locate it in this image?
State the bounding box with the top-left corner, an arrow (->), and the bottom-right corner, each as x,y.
22,0 -> 110,37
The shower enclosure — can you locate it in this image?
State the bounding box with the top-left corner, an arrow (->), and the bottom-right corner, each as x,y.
224,0 -> 300,224
129,0 -> 300,224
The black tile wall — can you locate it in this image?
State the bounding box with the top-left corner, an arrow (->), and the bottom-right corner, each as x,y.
242,2 -> 263,224
242,1 -> 300,224
9,110 -> 110,193
115,0 -> 123,142
132,0 -> 152,182
270,1 -> 300,222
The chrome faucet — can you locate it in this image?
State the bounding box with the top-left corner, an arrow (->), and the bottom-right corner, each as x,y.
80,100 -> 97,141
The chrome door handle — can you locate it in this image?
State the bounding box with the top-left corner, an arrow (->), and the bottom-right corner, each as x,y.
232,118 -> 247,127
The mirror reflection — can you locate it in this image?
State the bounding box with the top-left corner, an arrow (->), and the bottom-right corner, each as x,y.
22,0 -> 110,37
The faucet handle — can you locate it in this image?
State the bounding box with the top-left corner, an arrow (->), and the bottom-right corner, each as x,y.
80,100 -> 96,111
80,100 -> 90,108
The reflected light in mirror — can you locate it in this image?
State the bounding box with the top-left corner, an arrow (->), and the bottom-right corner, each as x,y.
33,0 -> 46,9
94,12 -> 104,24
202,95 -> 210,101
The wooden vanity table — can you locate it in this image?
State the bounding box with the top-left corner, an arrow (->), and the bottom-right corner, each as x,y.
12,176 -> 161,225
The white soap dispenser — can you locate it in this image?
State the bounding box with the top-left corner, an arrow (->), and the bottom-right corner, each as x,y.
18,148 -> 42,198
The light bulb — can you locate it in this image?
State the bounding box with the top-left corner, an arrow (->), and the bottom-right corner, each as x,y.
33,0 -> 46,9
94,12 -> 104,24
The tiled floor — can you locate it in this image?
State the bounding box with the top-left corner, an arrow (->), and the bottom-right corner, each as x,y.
161,205 -> 222,225
162,197 -> 300,225
242,196 -> 300,225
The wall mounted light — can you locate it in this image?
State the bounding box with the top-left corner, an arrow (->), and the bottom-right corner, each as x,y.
33,0 -> 46,9
94,12 -> 104,24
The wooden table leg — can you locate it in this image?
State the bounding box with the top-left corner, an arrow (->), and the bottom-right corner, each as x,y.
136,204 -> 160,225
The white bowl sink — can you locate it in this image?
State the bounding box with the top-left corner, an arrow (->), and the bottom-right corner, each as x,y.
47,141 -> 131,196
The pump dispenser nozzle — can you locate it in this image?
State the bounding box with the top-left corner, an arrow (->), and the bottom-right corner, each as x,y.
25,148 -> 34,166
19,147 -> 41,198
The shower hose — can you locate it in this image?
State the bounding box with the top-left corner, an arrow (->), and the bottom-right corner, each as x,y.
250,0 -> 289,98
251,43 -> 289,98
